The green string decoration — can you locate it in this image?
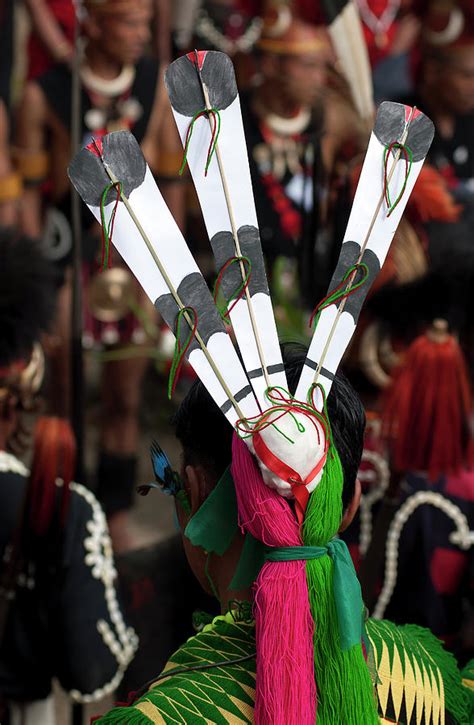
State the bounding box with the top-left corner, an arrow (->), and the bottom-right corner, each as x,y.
212,255 -> 252,323
235,383 -> 331,451
383,141 -> 413,217
99,181 -> 122,271
309,262 -> 369,330
192,610 -> 214,632
205,551 -> 220,602
227,599 -> 254,623
168,306 -> 198,399
179,107 -> 222,177
302,448 -> 380,724
176,488 -> 191,515
265,539 -> 364,650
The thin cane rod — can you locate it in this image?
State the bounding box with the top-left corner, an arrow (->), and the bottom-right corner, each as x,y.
70,19 -> 85,481
70,21 -> 85,725
193,51 -> 271,392
312,107 -> 416,389
98,157 -> 246,420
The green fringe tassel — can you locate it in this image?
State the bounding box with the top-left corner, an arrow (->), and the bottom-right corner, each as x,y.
302,446 -> 379,724
401,624 -> 471,725
461,659 -> 474,724
93,706 -> 152,724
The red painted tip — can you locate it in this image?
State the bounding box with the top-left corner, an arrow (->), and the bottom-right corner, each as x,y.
87,136 -> 103,157
405,105 -> 422,122
186,50 -> 207,70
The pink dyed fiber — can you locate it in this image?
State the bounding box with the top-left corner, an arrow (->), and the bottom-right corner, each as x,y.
231,435 -> 316,725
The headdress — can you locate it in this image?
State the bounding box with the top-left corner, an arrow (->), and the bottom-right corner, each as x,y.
257,0 -> 374,123
69,50 -> 434,724
0,232 -> 56,406
82,0 -> 151,16
256,15 -> 332,56
317,0 -> 374,123
0,233 -> 75,613
417,0 -> 474,49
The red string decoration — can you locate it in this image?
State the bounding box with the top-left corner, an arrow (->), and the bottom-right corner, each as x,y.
167,307 -> 198,399
213,255 -> 252,323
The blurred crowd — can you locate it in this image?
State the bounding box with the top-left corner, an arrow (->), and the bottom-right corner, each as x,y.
0,0 -> 473,722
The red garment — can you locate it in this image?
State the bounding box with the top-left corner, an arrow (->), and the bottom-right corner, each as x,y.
237,0 -> 398,66
360,16 -> 399,67
237,0 -> 325,23
27,0 -> 75,81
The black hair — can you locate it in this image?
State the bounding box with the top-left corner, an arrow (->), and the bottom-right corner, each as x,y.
0,229 -> 57,366
174,341 -> 365,510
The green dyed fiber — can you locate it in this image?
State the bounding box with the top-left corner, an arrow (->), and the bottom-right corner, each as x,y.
302,446 -> 379,724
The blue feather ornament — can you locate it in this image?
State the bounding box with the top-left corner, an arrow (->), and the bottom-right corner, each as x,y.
137,440 -> 182,496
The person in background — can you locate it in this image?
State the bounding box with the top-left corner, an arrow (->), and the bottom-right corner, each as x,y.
15,0 -> 184,551
0,99 -> 20,228
24,0 -> 76,81
96,343 -> 473,724
377,321 -> 473,660
241,9 -> 362,306
414,0 -> 474,203
0,229 -> 137,724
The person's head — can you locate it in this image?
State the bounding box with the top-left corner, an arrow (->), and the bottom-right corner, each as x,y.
0,230 -> 56,449
256,20 -> 333,109
83,0 -> 152,67
173,341 -> 374,723
419,0 -> 474,116
173,342 -> 365,593
421,43 -> 474,115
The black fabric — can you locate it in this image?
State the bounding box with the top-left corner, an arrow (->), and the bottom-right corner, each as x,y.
381,472 -> 473,658
320,0 -> 349,24
0,466 -> 126,702
96,451 -> 137,516
240,93 -> 322,264
36,56 -> 159,146
0,0 -> 14,110
116,535 -> 218,699
398,92 -> 474,200
342,470 -> 473,663
36,55 -> 160,268
429,111 -> 474,188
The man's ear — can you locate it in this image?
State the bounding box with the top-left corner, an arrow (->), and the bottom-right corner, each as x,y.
184,464 -> 209,516
339,478 -> 361,533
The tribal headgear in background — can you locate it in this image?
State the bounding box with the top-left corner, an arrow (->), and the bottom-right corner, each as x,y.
81,0 -> 152,17
69,51 -> 434,724
257,11 -> 332,57
416,0 -> 474,48
258,0 -> 374,124
0,231 -> 75,543
0,232 -> 54,411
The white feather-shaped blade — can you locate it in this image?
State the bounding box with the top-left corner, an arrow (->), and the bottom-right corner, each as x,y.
68,131 -> 259,427
321,0 -> 374,122
296,102 -> 435,405
165,51 -> 288,410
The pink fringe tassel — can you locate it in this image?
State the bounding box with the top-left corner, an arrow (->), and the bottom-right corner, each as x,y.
231,435 -> 316,725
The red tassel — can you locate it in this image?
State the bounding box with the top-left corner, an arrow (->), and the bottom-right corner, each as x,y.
28,417 -> 76,537
382,325 -> 472,480
231,435 -> 316,725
